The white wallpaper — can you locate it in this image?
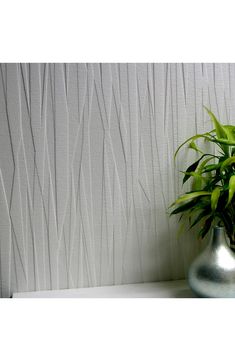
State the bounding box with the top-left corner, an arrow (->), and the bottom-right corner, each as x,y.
0,63 -> 234,297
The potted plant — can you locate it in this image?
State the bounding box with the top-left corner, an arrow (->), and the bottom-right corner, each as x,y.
170,107 -> 235,297
170,107 -> 235,250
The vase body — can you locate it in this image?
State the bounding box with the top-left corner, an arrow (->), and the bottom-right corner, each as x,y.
188,226 -> 235,298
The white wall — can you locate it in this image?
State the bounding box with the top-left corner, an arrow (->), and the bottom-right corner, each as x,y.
0,63 -> 234,297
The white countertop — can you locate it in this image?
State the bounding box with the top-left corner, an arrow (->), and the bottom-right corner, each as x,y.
13,279 -> 195,298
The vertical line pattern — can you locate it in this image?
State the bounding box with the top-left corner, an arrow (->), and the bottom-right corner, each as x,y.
0,63 -> 233,296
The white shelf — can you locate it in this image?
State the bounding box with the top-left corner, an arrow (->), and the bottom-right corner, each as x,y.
13,279 -> 195,298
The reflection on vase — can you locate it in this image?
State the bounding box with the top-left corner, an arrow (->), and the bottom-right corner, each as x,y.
188,226 -> 235,298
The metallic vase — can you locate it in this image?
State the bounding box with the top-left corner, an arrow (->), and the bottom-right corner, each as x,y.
188,226 -> 235,298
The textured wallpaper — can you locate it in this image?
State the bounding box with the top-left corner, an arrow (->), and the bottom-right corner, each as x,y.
0,63 -> 234,297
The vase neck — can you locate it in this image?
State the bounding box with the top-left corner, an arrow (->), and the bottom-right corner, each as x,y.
210,227 -> 228,248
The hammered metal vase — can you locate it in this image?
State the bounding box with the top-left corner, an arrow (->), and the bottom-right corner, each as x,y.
188,226 -> 235,298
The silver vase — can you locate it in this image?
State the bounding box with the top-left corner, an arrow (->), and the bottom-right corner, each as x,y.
188,226 -> 235,298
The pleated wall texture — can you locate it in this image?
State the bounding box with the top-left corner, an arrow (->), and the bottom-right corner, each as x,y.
0,63 -> 234,297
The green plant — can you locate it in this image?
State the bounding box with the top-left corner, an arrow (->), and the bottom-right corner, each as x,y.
170,107 -> 235,250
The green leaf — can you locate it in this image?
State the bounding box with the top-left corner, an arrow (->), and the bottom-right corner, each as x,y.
211,187 -> 220,211
181,156 -> 218,190
226,175 -> 235,207
182,154 -> 216,184
211,138 -> 235,146
203,163 -> 222,173
188,140 -> 203,154
199,216 -> 213,239
197,156 -> 216,173
170,199 -> 196,215
190,197 -> 211,210
204,107 -> 228,139
190,209 -> 211,229
173,191 -> 211,205
204,107 -> 230,155
174,133 -> 213,160
220,156 -> 235,173
191,172 -> 207,190
223,125 -> 235,141
182,156 -> 204,184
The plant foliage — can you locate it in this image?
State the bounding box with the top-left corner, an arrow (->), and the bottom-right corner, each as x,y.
170,107 -> 235,247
